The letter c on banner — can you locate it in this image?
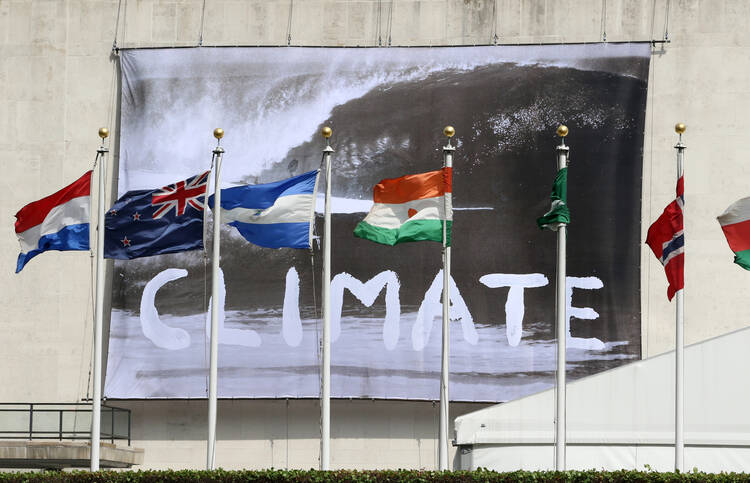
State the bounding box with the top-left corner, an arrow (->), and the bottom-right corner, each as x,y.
140,268 -> 192,350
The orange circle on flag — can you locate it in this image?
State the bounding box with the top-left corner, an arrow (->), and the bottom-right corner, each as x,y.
408,208 -> 418,218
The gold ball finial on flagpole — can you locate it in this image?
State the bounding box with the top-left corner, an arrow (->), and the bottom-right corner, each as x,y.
443,126 -> 455,138
322,126 -> 332,139
213,128 -> 224,140
556,125 -> 568,137
98,127 -> 109,139
675,123 -> 686,134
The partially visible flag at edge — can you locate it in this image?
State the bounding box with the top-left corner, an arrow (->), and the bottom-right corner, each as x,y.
717,196 -> 750,271
353,167 -> 452,246
536,167 -> 570,231
208,170 -> 319,249
104,171 -> 210,260
646,175 -> 685,300
15,171 -> 92,273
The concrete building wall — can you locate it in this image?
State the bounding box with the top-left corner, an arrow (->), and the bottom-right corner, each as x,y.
2,0 -> 750,470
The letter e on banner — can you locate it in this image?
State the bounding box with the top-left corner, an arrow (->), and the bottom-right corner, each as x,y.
566,276 -> 606,350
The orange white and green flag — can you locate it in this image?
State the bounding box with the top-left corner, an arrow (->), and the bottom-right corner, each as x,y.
717,196 -> 750,270
353,168 -> 452,246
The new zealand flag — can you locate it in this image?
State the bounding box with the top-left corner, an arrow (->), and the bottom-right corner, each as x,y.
104,171 -> 210,260
646,175 -> 684,301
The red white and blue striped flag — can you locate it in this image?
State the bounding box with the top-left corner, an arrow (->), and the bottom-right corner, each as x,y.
14,171 -> 92,273
646,176 -> 685,300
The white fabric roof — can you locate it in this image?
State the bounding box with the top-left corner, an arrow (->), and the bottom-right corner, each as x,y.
454,325 -> 750,471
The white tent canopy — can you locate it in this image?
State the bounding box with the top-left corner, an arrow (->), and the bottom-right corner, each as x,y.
454,326 -> 750,472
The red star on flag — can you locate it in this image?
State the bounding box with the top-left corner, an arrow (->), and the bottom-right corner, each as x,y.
109,209 -> 118,216
132,212 -> 141,221
120,236 -> 131,247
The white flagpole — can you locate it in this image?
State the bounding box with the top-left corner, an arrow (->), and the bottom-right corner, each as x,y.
321,126 -> 333,470
207,128 -> 224,470
674,122 -> 686,472
91,127 -> 109,471
554,125 -> 569,471
439,126 -> 455,470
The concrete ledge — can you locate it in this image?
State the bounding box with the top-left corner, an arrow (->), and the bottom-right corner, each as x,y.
0,441 -> 144,469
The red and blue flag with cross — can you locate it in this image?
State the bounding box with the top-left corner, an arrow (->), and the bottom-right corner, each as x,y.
646,175 -> 684,301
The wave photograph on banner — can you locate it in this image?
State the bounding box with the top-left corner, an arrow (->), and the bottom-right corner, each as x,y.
105,44 -> 650,401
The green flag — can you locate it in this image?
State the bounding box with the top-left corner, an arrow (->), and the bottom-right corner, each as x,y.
536,167 -> 570,231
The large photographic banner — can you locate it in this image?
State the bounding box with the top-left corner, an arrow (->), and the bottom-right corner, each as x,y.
105,44 -> 650,401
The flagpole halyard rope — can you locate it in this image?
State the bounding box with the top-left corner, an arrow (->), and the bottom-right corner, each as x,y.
377,0 -> 383,46
437,126 -> 455,470
116,0 -> 129,49
82,150 -> 103,410
491,0 -> 499,45
202,153 -> 216,396
312,151 -> 324,456
319,127 -> 334,470
112,0 -> 123,51
80,153 -> 104,434
86,151 -> 101,388
310,152 -> 323,366
199,0 -> 207,46
386,0 -> 394,46
309,246 -> 321,454
206,130 -> 225,470
646,71 -> 654,360
89,128 -> 111,471
555,126 -> 569,471
673,123 -> 686,472
203,250 -> 209,394
650,0 -> 657,42
77,250 -> 95,431
286,0 -> 294,46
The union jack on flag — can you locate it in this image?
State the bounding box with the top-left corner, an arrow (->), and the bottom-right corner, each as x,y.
151,171 -> 210,219
104,171 -> 211,260
646,175 -> 684,301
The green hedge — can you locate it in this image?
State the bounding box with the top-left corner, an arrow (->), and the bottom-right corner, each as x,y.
0,470 -> 749,483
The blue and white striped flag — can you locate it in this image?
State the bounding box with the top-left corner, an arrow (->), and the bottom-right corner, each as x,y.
209,170 -> 319,249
